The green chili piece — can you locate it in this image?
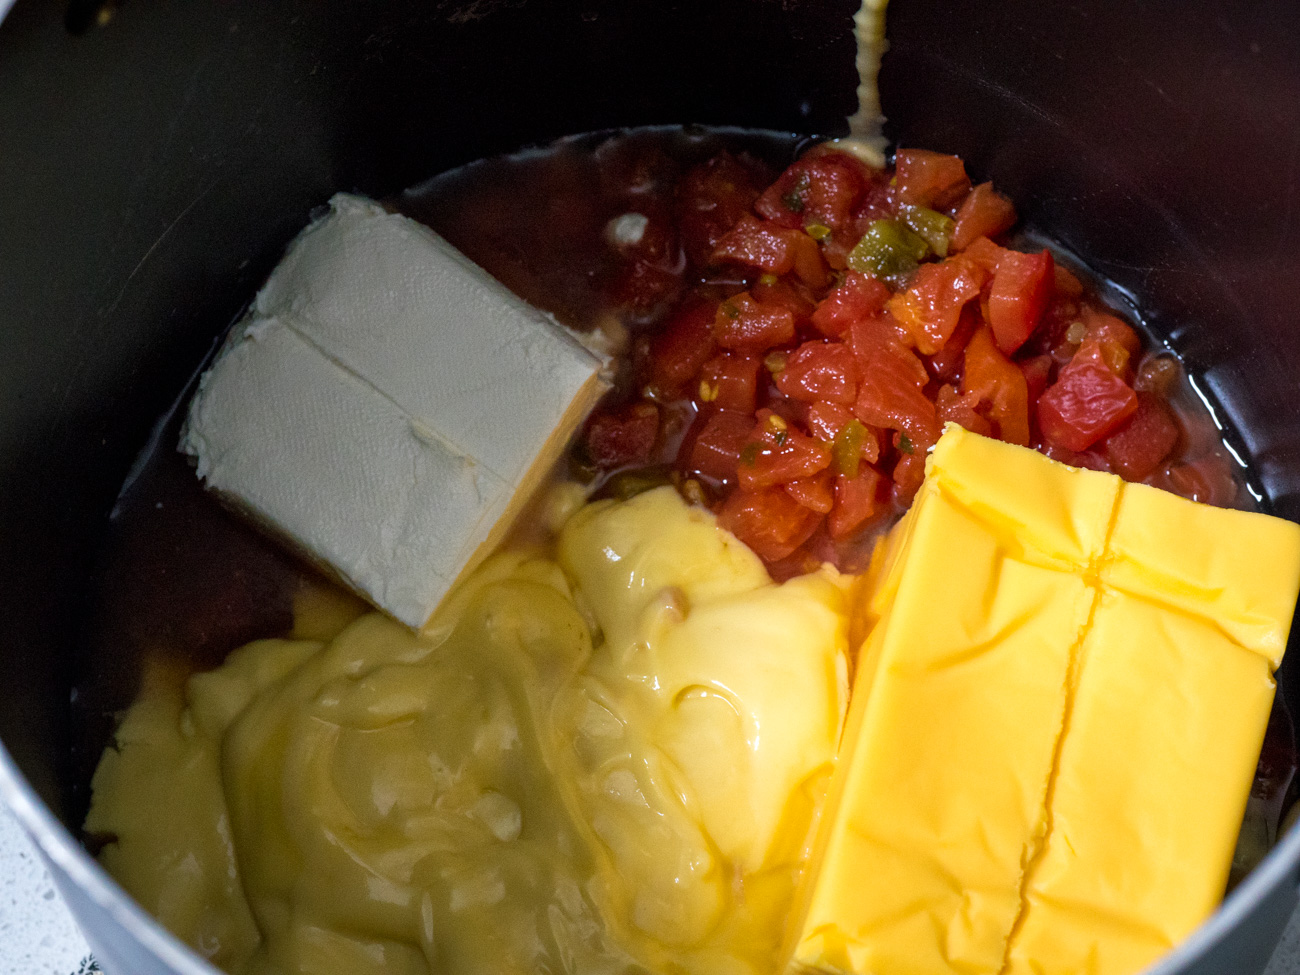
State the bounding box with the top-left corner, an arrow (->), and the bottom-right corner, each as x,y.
832,419 -> 867,478
899,205 -> 955,258
847,220 -> 931,279
898,433 -> 915,455
740,443 -> 761,466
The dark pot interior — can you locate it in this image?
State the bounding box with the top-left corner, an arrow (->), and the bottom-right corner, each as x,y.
2,0 -> 1300,967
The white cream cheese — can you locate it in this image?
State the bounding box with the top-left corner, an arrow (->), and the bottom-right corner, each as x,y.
181,194 -> 607,629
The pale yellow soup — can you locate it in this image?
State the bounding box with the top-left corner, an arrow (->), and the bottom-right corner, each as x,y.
87,487 -> 852,975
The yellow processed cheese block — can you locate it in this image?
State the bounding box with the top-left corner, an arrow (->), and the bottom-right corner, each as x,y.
787,424 -> 1300,975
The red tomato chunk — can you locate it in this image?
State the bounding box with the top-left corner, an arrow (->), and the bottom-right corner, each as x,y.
687,410 -> 753,483
776,342 -> 858,405
738,413 -> 831,490
585,403 -> 660,468
714,293 -> 797,351
988,249 -> 1054,355
717,487 -> 821,562
1103,392 -> 1180,480
886,256 -> 987,355
1038,359 -> 1138,452
700,353 -> 761,413
894,149 -> 970,210
651,299 -> 717,391
812,272 -> 891,338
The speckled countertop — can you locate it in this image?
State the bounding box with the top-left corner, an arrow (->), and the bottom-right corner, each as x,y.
1,801 -> 1297,975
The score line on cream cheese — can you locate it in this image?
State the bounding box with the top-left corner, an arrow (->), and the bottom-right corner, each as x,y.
181,193 -> 608,629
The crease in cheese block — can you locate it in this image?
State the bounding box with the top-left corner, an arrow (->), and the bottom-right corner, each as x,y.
181,194 -> 607,629
787,424 -> 1300,975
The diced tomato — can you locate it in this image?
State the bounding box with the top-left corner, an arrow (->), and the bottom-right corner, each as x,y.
1020,354 -> 1054,404
819,231 -> 855,272
1078,308 -> 1142,378
925,306 -> 979,384
1102,392 -> 1180,480
716,486 -> 822,562
829,466 -> 883,539
650,144 -> 1190,565
764,544 -> 828,583
1037,358 -> 1139,452
806,400 -> 882,463
849,319 -> 940,446
713,293 -> 796,351
752,276 -> 816,329
811,271 -> 891,338
936,383 -> 992,437
894,149 -> 971,210
676,152 -> 768,269
775,341 -> 858,405
1029,292 -> 1082,349
789,231 -> 830,289
962,326 -> 1030,446
712,215 -> 797,273
756,151 -> 874,230
988,249 -> 1055,355
685,410 -> 753,482
891,441 -> 927,505
806,400 -> 854,442
699,353 -> 761,413
951,182 -> 1017,251
737,413 -> 832,490
711,215 -> 827,287
846,312 -> 921,368
786,469 -> 835,514
755,164 -> 813,229
650,298 -> 718,390
961,235 -> 1008,274
885,254 -> 988,355
854,355 -> 940,446
585,402 -> 659,468
850,169 -> 897,225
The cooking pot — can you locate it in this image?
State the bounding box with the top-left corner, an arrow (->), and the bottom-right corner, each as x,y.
2,0 -> 1299,972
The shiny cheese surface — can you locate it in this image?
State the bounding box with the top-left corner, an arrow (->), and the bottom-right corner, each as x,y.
86,487 -> 849,975
789,425 -> 1300,975
181,194 -> 607,629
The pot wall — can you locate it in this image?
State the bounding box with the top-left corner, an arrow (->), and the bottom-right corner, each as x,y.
1,1 -> 1298,973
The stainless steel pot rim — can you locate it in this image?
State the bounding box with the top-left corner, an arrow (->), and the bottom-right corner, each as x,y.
3,733 -> 1298,974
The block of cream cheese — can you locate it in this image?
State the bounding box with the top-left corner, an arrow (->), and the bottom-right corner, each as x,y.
181,194 -> 607,628
786,424 -> 1300,975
